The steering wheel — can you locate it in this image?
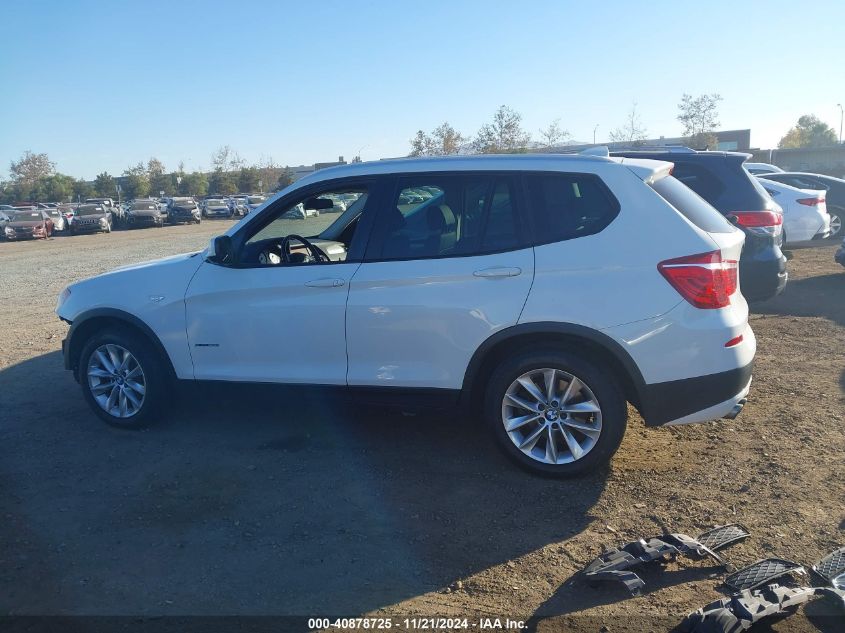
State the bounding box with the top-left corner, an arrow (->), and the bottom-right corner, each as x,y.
280,234 -> 330,264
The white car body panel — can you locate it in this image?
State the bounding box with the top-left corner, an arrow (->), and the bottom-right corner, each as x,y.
184,261 -> 360,384
57,252 -> 205,379
756,178 -> 830,243
346,249 -> 534,389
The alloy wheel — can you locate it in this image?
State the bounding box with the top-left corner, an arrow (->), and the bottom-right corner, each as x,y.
501,368 -> 602,465
830,212 -> 842,238
87,344 -> 146,418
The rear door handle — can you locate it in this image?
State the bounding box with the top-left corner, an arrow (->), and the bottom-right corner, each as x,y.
305,278 -> 346,288
473,267 -> 522,278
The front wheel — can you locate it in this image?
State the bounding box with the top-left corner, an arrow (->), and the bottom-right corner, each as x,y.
483,349 -> 627,477
79,328 -> 167,428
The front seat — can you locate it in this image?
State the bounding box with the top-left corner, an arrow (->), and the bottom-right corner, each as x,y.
425,204 -> 457,255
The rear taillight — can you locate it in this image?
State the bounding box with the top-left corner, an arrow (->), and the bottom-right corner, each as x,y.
797,197 -> 826,209
730,211 -> 782,227
658,250 -> 738,309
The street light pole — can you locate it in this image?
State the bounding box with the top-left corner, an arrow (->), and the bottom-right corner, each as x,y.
593,124 -> 600,144
838,104 -> 843,144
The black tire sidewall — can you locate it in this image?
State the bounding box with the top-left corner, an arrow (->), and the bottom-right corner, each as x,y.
78,328 -> 166,429
483,349 -> 627,477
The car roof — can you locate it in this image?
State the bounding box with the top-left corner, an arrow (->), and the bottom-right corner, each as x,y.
295,153 -> 660,188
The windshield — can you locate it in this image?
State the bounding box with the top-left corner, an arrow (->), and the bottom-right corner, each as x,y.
248,196 -> 265,205
11,211 -> 41,221
132,202 -> 158,210
206,199 -> 227,206
172,200 -> 197,208
76,205 -> 105,216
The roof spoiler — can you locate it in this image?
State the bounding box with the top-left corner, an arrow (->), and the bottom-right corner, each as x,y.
579,146 -> 610,157
613,157 -> 674,185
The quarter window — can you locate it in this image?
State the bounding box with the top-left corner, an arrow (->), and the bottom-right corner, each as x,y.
524,173 -> 619,244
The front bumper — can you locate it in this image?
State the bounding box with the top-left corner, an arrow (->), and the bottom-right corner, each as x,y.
639,361 -> 754,427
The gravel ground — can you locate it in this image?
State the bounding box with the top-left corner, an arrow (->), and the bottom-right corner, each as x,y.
0,224 -> 843,631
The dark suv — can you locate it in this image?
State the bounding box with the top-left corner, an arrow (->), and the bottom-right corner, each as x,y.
611,149 -> 787,302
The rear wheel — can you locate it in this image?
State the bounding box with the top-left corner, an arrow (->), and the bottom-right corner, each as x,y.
828,207 -> 842,239
484,349 -> 627,477
79,328 -> 167,428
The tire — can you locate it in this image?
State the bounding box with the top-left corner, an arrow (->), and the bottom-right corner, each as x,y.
483,348 -> 627,477
828,207 -> 842,240
104,222 -> 111,233
78,327 -> 168,429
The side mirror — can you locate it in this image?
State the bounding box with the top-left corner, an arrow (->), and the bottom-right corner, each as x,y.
207,235 -> 234,265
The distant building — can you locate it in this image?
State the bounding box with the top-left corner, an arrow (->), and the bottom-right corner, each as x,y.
538,129 -> 752,153
287,156 -> 347,182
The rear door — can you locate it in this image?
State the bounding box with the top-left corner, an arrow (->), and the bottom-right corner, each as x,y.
345,172 -> 534,389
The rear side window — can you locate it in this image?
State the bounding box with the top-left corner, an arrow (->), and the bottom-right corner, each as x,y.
651,176 -> 734,233
524,173 -> 619,244
375,175 -> 522,260
671,163 -> 725,203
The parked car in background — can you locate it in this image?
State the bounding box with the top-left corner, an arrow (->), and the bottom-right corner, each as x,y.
4,208 -> 53,240
56,153 -> 755,477
245,195 -> 266,215
69,204 -> 112,234
58,203 -> 77,226
611,148 -> 787,302
0,209 -> 11,235
835,236 -> 845,267
127,199 -> 166,228
201,197 -> 233,219
755,178 -> 829,245
744,162 -> 784,175
230,195 -> 249,216
167,197 -> 201,224
757,172 -> 845,240
282,202 -> 320,219
44,206 -> 68,232
85,198 -> 123,226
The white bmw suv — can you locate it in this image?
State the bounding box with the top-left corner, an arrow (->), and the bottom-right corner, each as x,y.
57,153 -> 755,476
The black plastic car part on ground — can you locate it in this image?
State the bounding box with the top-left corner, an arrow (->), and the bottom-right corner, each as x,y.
581,524 -> 750,595
683,583 -> 845,633
611,149 -> 788,302
723,557 -> 806,592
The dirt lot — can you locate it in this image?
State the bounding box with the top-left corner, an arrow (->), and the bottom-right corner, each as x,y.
0,224 -> 843,631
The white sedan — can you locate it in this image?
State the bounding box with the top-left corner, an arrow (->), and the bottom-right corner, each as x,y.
756,177 -> 830,245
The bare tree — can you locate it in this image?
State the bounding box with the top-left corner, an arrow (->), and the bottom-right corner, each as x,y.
538,119 -> 569,147
474,106 -> 531,153
609,103 -> 648,144
677,93 -> 722,149
210,145 -> 244,172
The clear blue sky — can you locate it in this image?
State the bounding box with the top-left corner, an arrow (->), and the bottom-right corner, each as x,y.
2,0 -> 843,179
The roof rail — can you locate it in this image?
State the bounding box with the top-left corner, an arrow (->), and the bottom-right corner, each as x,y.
579,146 -> 610,157
609,144 -> 696,154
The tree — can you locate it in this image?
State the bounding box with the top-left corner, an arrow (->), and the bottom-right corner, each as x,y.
44,173 -> 75,201
474,106 -> 530,154
276,168 -> 295,191
147,157 -> 166,177
73,178 -> 93,201
409,122 -> 466,156
10,151 -> 55,188
181,172 -> 208,196
609,103 -> 648,144
93,172 -> 116,197
778,115 -> 838,149
150,171 -> 174,197
210,145 -> 243,173
121,163 -> 150,199
237,166 -> 260,193
538,119 -> 569,147
677,93 -> 722,149
209,170 -> 237,195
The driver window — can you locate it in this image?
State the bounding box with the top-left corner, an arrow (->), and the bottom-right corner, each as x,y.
243,186 -> 368,266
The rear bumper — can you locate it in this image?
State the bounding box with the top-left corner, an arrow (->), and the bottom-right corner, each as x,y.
740,255 -> 787,302
640,361 -> 753,427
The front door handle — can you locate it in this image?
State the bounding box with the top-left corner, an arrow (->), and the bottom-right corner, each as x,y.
473,267 -> 522,278
305,278 -> 346,288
